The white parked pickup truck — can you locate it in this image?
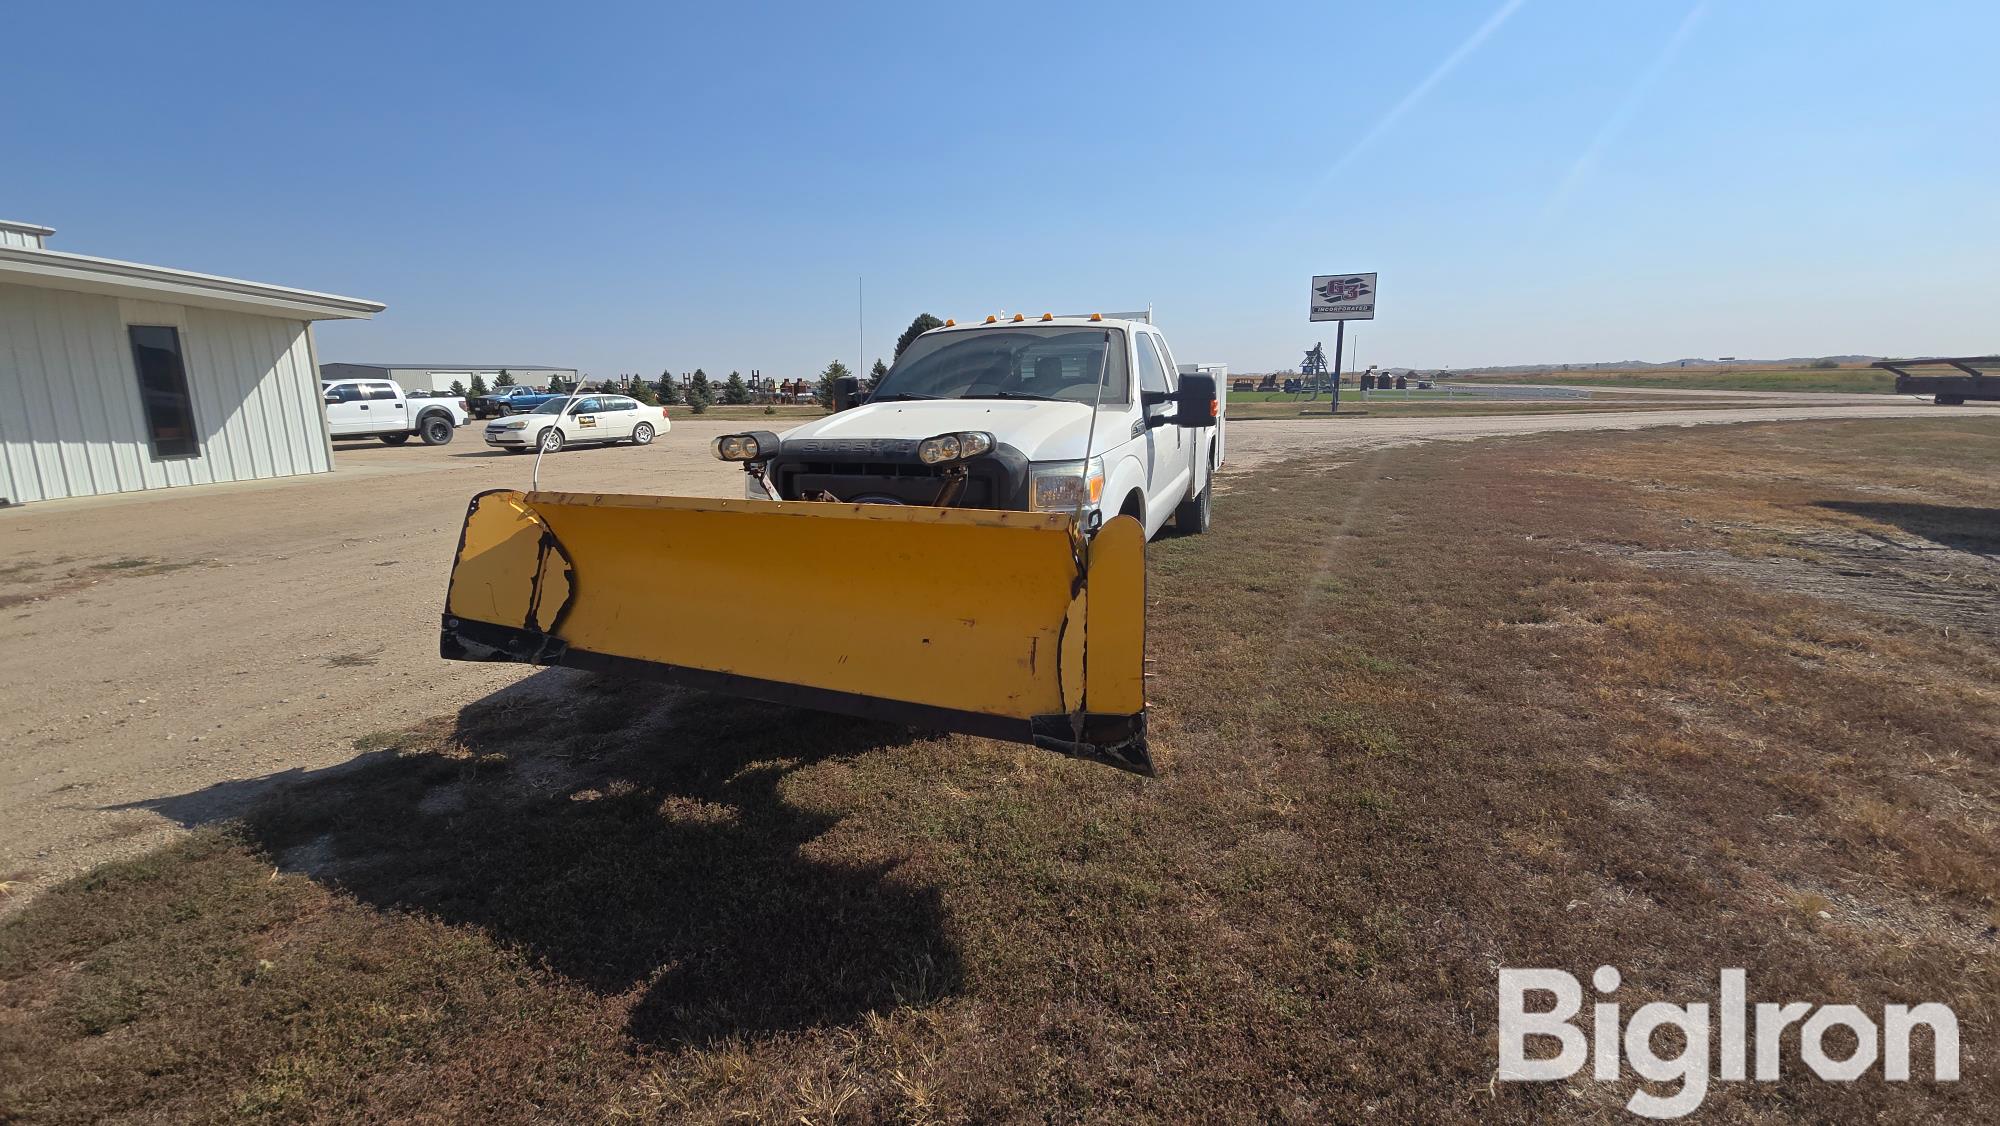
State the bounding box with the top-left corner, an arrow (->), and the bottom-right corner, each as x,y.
715,314 -> 1224,538
321,377 -> 468,446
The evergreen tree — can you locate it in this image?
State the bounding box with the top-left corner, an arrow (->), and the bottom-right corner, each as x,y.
654,369 -> 683,405
894,313 -> 945,359
494,370 -> 516,388
815,360 -> 852,409
469,374 -> 489,397
448,379 -> 468,397
688,369 -> 714,414
722,370 -> 752,405
869,358 -> 890,391
627,378 -> 659,405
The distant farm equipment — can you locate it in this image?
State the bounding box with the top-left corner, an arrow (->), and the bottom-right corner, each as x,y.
1874,356 -> 2000,405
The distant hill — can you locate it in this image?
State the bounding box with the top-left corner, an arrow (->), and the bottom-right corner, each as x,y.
1249,356 -> 1887,377
1439,356 -> 1881,377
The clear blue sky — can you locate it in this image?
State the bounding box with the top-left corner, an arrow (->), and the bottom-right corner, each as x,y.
7,1 -> 1995,378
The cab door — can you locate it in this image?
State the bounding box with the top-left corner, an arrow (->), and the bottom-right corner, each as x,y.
1134,333 -> 1187,530
602,397 -> 640,438
363,382 -> 406,433
568,397 -> 604,441
324,383 -> 369,435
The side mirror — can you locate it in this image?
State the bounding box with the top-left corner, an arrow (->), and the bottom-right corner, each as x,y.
323,393 -> 339,404
1173,374 -> 1219,428
833,375 -> 863,412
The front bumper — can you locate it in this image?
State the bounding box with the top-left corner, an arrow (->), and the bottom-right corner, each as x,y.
484,427 -> 530,446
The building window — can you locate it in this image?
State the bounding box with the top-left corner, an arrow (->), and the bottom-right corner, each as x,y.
128,325 -> 199,459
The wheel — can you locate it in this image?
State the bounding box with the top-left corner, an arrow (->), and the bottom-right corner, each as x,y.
419,414 -> 455,445
539,427 -> 565,453
1174,473 -> 1213,534
630,422 -> 655,445
378,433 -> 410,446
1936,395 -> 1965,406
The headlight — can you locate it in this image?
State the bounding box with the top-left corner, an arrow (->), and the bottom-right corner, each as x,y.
917,430 -> 995,464
1029,457 -> 1105,511
712,431 -> 780,462
500,419 -> 528,430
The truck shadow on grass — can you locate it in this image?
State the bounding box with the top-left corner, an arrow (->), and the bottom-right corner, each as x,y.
1813,499 -> 2000,558
120,669 -> 961,1047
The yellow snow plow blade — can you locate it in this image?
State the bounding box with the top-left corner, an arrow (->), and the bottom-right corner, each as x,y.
441,490 -> 1151,773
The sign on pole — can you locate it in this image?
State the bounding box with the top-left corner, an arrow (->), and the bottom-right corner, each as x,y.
1309,273 -> 1377,321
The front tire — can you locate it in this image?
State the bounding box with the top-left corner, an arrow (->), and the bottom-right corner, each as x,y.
419,414 -> 455,445
379,433 -> 410,446
630,422 -> 655,445
1936,395 -> 1966,406
540,427 -> 566,453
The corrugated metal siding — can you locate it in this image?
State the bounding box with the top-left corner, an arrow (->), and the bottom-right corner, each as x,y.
0,282 -> 331,504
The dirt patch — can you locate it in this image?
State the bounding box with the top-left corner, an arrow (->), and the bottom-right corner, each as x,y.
1588,526 -> 1998,642
0,555 -> 207,610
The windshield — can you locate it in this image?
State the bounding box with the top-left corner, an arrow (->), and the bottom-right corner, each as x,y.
528,397 -> 573,415
872,327 -> 1129,404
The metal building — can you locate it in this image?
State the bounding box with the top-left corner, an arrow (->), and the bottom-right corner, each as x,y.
318,362 -> 577,393
0,219 -> 383,505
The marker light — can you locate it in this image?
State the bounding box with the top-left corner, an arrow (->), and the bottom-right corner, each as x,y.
917,430 -> 996,465
944,318 -> 955,326
985,315 -> 997,324
1012,313 -> 1025,322
1041,312 -> 1054,320
1089,312 -> 1103,321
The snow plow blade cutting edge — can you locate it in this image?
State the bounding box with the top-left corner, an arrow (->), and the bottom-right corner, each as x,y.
439,489 -> 1150,774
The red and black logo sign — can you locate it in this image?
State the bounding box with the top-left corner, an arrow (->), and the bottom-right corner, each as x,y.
1316,276 -> 1373,303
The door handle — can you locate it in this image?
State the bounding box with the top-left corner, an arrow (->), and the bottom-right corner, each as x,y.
359,404 -> 369,410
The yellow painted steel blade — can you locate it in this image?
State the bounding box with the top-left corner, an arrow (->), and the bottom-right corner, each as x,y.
440,490 -> 1150,771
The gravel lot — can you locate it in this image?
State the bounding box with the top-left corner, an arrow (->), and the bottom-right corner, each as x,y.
0,400 -> 1987,907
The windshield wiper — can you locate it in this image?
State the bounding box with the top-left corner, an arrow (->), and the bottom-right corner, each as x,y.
871,393 -> 941,402
965,391 -> 1062,402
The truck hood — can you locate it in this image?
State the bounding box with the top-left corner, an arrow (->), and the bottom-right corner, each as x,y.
781,399 -> 1122,463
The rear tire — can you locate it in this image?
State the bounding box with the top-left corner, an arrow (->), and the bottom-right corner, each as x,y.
419,414 -> 455,445
540,427 -> 565,453
631,422 -> 655,445
1175,474 -> 1213,534
379,433 -> 410,446
1936,395 -> 1966,406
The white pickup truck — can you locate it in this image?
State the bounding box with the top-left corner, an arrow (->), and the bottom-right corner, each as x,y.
714,314 -> 1224,537
321,377 -> 468,446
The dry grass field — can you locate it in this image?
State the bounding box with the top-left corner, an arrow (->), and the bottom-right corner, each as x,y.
3,418 -> 1995,1123
1216,397 -> 1840,421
